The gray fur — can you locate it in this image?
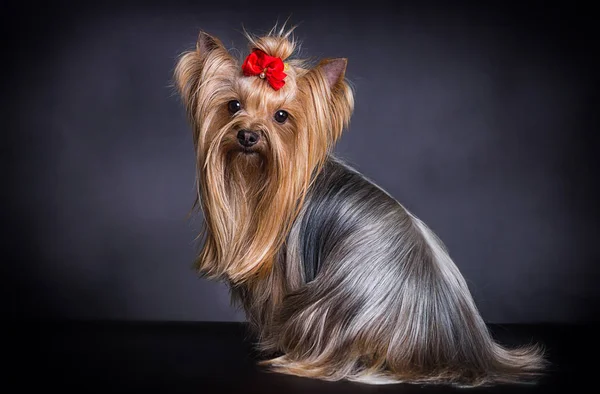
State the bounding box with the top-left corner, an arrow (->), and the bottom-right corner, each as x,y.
237,155 -> 546,386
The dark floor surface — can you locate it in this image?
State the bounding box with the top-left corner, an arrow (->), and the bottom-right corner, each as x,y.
7,321 -> 597,393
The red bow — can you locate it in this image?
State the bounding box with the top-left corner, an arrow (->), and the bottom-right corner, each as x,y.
241,49 -> 287,90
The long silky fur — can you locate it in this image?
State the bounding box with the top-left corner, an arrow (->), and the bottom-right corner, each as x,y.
174,24 -> 547,388
250,156 -> 547,387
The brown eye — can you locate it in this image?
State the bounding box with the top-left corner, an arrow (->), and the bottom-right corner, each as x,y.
228,100 -> 241,114
274,110 -> 288,123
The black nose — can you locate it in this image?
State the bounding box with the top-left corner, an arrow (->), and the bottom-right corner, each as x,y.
237,129 -> 260,147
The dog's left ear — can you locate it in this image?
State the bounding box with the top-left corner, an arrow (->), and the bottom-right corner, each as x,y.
319,58 -> 348,90
304,57 -> 353,141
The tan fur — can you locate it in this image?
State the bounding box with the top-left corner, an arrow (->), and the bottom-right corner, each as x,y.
174,26 -> 353,284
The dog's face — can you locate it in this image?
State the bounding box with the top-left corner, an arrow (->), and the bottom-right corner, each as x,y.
174,28 -> 354,283
216,58 -> 299,158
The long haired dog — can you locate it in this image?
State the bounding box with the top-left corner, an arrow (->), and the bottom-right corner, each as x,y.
174,25 -> 546,387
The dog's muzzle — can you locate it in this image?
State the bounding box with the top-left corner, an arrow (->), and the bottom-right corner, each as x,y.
237,130 -> 260,148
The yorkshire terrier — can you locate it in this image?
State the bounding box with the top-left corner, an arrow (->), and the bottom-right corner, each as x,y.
173,25 -> 546,387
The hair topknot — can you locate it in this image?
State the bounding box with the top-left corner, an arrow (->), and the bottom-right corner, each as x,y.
243,22 -> 299,61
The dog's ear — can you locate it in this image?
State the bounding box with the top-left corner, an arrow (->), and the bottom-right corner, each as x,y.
318,58 -> 348,90
195,31 -> 225,61
174,31 -> 236,111
316,57 -> 354,140
297,56 -> 354,146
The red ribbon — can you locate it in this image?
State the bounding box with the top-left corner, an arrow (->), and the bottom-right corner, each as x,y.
241,49 -> 287,90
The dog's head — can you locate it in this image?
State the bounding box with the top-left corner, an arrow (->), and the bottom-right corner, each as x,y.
174,25 -> 354,283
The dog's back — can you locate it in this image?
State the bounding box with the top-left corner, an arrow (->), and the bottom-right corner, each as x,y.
257,154 -> 547,387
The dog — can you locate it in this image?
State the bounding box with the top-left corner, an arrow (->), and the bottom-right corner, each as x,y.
173,24 -> 546,387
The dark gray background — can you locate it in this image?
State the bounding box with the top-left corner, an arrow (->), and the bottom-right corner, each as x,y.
4,0 -> 598,323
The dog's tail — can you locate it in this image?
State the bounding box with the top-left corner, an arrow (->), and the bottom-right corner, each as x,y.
350,211 -> 547,387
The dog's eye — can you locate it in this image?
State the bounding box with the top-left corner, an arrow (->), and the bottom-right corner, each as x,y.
274,110 -> 288,123
228,100 -> 241,114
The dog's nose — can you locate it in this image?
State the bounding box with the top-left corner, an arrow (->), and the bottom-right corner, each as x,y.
237,129 -> 260,147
